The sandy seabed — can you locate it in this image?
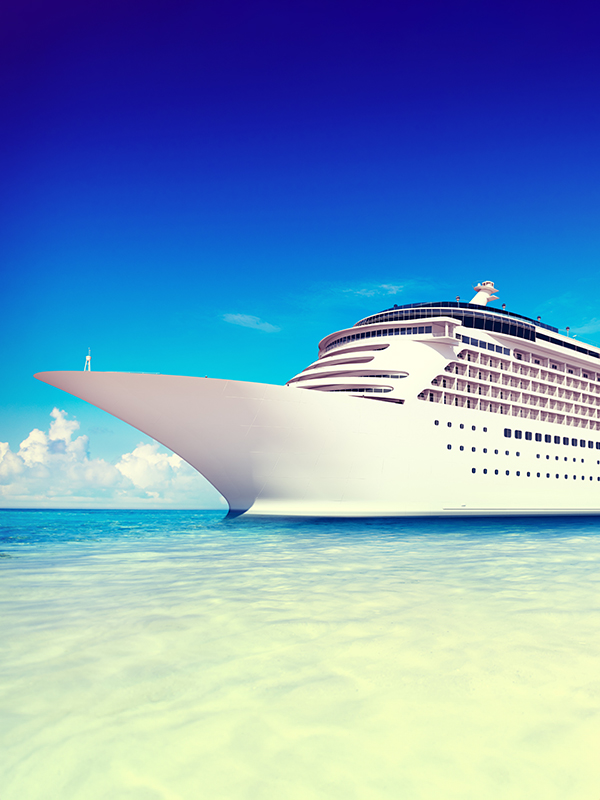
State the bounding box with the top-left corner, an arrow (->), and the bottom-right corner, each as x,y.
1,511 -> 600,800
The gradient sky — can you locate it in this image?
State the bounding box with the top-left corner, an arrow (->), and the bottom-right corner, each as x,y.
2,0 -> 600,505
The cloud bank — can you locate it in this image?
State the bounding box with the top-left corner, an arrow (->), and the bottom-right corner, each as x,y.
0,409 -> 226,509
222,313 -> 280,332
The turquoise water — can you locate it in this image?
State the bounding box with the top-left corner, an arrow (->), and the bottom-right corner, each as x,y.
2,510 -> 600,799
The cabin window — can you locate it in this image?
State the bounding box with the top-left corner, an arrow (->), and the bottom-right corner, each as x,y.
525,432 -> 532,441
572,438 -> 578,446
545,435 -> 551,443
504,428 -> 511,438
535,433 -> 542,442
515,430 -> 522,439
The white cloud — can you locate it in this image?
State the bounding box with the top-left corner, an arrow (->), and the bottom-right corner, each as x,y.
341,283 -> 406,298
222,313 -> 280,332
571,318 -> 600,336
0,409 -> 226,510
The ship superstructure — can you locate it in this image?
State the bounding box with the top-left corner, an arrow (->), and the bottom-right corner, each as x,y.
35,281 -> 600,516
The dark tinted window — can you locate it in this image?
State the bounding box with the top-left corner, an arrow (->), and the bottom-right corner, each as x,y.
545,435 -> 552,443
563,437 -> 569,445
525,432 -> 532,440
535,433 -> 542,442
554,436 -> 561,444
589,441 -> 594,449
515,430 -> 522,439
504,428 -> 512,438
572,438 -> 578,446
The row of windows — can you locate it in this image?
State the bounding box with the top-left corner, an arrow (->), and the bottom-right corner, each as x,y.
503,428 -> 600,449
328,387 -> 392,393
458,335 -> 510,356
358,306 -> 540,340
471,468 -> 600,480
448,445 -> 595,464
325,326 -> 432,352
433,421 -> 488,431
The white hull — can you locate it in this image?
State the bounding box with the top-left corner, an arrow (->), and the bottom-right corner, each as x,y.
34,370 -> 600,516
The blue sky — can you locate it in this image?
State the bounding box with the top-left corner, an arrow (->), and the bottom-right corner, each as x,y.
2,0 -> 600,506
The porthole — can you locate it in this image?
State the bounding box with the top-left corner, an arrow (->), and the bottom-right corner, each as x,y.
460,445 -> 464,451
472,468 -> 476,473
472,447 -> 476,452
546,473 -> 550,478
506,470 -> 510,476
483,448 -> 488,453
494,469 -> 499,475
516,452 -> 520,457
505,450 -> 509,456
556,474 -> 559,479
447,444 -> 452,450
516,471 -> 520,476
494,450 -> 498,455
483,427 -> 487,432
536,454 -> 540,459
527,472 -> 531,477
483,469 -> 488,474
447,422 -> 452,427
536,473 -> 540,478
460,424 -> 464,429
434,420 -> 439,426
472,426 -> 476,431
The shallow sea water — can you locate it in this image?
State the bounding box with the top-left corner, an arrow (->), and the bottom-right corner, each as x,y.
1,510 -> 600,800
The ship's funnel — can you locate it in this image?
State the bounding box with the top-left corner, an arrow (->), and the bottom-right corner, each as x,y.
469,281 -> 499,306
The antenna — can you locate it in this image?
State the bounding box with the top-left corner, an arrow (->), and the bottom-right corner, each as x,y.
84,348 -> 91,371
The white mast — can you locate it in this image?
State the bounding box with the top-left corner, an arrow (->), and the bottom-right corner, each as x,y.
84,348 -> 91,371
469,280 -> 499,306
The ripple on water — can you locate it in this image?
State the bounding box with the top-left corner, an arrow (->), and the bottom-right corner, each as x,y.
1,510 -> 600,800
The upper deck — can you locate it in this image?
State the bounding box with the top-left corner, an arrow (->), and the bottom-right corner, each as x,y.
355,300 -> 600,361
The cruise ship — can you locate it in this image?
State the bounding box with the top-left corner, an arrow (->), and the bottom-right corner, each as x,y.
35,281 -> 600,517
